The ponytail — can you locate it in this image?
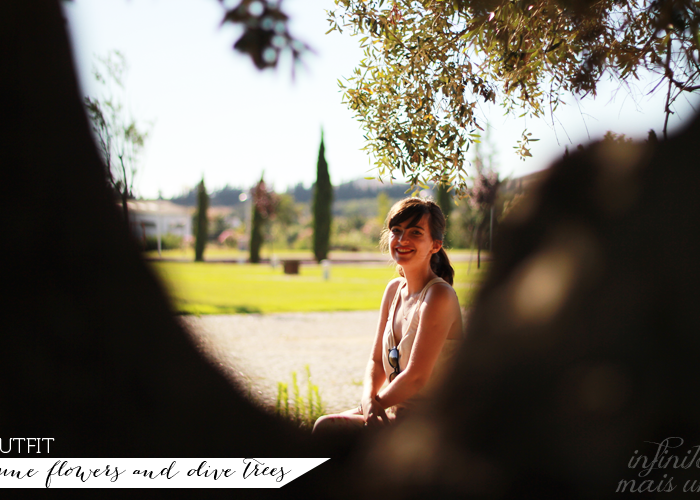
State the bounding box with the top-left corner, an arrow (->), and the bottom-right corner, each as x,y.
430,247 -> 454,285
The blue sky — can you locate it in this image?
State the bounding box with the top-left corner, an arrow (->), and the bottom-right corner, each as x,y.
62,0 -> 700,199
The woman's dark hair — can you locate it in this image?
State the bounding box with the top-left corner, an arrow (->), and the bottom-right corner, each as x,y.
380,197 -> 455,285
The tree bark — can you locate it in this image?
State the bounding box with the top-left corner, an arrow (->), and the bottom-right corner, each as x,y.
0,0 -> 318,461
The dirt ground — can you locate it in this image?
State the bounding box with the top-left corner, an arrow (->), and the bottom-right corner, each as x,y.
179,312 -> 380,415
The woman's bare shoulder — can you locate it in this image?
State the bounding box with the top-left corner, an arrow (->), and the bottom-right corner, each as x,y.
423,280 -> 460,311
385,277 -> 404,293
381,278 -> 403,318
379,277 -> 403,310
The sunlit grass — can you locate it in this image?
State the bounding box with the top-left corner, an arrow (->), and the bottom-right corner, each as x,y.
145,245 -> 488,262
151,259 -> 488,315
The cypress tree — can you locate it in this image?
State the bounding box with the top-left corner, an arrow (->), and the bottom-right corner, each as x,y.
194,177 -> 208,262
249,180 -> 264,264
248,174 -> 278,264
312,131 -> 332,262
249,174 -> 278,264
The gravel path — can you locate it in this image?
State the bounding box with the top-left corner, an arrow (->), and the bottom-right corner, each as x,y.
179,312 -> 380,415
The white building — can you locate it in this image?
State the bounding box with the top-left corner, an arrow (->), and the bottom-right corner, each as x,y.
126,200 -> 194,252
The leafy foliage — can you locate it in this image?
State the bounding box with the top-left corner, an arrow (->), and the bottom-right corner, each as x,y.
84,51 -> 148,219
143,234 -> 183,252
468,168 -> 499,212
269,193 -> 302,248
220,0 -> 311,72
329,0 -> 700,196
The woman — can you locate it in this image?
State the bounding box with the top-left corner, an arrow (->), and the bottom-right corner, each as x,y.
313,197 -> 463,434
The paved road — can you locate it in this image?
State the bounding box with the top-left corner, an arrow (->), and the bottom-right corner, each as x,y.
180,312 -> 380,415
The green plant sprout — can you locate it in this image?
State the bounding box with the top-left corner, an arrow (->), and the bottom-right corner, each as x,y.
276,365 -> 326,430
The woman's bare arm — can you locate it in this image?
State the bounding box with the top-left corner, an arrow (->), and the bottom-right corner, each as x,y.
360,278 -> 401,422
372,283 -> 461,411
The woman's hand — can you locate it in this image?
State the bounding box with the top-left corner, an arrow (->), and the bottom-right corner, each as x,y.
362,395 -> 389,427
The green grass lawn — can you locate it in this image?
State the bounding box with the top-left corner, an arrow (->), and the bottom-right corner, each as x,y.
145,245 -> 487,262
151,260 -> 488,315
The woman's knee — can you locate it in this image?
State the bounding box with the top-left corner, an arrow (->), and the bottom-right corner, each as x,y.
312,414 -> 338,435
312,415 -> 328,434
312,413 -> 363,435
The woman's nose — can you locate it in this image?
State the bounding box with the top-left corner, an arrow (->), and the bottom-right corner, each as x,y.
397,230 -> 408,243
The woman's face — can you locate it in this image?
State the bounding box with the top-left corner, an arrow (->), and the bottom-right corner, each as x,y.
389,213 -> 441,268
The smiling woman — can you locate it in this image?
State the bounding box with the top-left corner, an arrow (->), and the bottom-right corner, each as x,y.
312,197 -> 463,434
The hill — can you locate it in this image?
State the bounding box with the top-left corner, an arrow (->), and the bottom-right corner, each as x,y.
168,178 -> 412,207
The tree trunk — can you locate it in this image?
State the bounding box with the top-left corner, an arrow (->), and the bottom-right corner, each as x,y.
121,189 -> 129,232
1,0 -> 312,460
249,201 -> 263,263
476,223 -> 482,269
194,179 -> 208,262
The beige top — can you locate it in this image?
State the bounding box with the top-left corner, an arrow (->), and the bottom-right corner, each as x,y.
381,277 -> 462,411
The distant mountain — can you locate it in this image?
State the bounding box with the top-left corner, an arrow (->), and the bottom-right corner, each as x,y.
334,178 -> 413,201
290,178 -> 412,203
169,185 -> 245,207
169,179 -> 412,206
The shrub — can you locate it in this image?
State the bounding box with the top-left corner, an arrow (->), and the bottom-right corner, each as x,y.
292,227 -> 313,250
143,233 -> 183,252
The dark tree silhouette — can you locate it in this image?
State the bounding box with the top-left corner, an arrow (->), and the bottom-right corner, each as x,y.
358,115 -> 700,499
312,131 -> 332,262
249,196 -> 264,264
0,0 -> 328,465
194,177 -> 208,262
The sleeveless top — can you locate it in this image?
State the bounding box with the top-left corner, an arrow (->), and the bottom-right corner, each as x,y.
381,277 -> 462,411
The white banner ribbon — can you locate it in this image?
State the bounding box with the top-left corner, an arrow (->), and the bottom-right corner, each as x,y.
0,458 -> 330,488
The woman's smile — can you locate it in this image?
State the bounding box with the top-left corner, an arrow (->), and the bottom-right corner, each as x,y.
394,247 -> 415,259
